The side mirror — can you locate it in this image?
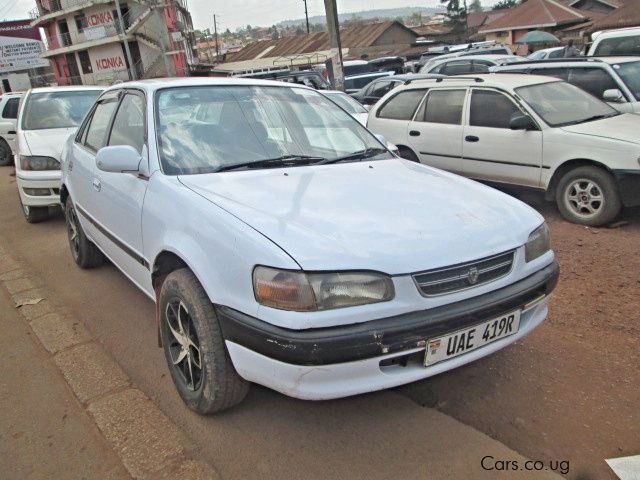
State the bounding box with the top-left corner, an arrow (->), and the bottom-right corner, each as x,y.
509,113 -> 537,131
96,145 -> 142,173
603,88 -> 625,103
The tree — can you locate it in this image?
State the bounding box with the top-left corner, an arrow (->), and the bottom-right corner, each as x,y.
469,0 -> 483,12
492,0 -> 521,10
440,0 -> 468,35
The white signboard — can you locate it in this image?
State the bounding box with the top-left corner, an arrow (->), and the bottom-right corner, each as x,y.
0,20 -> 49,74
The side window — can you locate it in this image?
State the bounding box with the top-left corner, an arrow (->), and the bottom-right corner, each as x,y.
108,93 -> 145,152
472,60 -> 491,73
548,49 -> 564,59
377,89 -> 427,120
2,98 -> 20,119
530,68 -> 569,81
470,90 -> 521,129
442,61 -> 473,76
420,90 -> 466,125
370,81 -> 394,98
594,36 -> 640,56
84,99 -> 118,151
567,68 -> 619,100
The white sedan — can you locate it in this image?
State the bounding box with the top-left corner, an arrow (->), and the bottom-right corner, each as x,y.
15,86 -> 103,222
61,78 -> 558,414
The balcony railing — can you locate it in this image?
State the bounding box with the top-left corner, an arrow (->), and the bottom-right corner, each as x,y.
46,11 -> 131,50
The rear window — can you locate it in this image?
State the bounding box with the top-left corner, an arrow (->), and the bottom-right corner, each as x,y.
594,35 -> 640,56
377,89 -> 427,120
2,97 -> 19,119
21,90 -> 101,130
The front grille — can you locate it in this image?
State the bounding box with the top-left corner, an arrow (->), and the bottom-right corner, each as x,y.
413,250 -> 515,296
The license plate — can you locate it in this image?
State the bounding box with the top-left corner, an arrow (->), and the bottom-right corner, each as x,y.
424,310 -> 521,366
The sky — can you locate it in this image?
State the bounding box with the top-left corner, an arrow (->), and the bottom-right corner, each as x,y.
1,0 -> 499,32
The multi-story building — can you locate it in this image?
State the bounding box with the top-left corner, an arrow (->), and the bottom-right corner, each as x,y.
29,0 -> 197,85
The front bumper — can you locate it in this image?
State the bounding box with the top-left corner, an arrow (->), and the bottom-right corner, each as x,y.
613,169 -> 640,207
16,170 -> 62,208
219,261 -> 559,399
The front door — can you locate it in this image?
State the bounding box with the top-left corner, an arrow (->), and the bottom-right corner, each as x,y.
91,90 -> 151,293
407,88 -> 466,174
462,88 -> 543,187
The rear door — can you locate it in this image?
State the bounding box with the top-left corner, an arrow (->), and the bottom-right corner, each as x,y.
1,96 -> 20,152
407,88 -> 466,174
462,88 -> 543,187
369,88 -> 428,150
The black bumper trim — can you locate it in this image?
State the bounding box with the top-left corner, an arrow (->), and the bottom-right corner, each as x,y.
217,261 -> 559,366
613,169 -> 640,207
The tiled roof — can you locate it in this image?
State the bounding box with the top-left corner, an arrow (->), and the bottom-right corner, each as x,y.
227,21 -> 418,62
589,1 -> 640,31
466,10 -> 506,29
480,0 -> 586,33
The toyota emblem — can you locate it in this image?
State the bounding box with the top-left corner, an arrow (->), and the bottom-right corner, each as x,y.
467,267 -> 480,285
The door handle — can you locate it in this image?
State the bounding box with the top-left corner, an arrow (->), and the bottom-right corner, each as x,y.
465,135 -> 480,143
7,130 -> 15,135
409,130 -> 421,137
92,179 -> 101,192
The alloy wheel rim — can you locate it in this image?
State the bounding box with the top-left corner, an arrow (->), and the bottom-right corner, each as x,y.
565,178 -> 604,219
165,299 -> 203,391
67,207 -> 80,259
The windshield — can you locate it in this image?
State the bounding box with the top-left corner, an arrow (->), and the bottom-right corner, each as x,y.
613,61 -> 640,101
156,86 -> 386,174
516,81 -> 619,127
22,90 -> 101,130
323,92 -> 368,114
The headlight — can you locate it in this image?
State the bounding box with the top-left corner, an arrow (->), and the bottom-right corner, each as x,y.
525,223 -> 551,262
253,266 -> 395,311
20,155 -> 60,171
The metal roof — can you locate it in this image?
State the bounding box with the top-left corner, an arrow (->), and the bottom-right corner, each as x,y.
479,0 -> 587,34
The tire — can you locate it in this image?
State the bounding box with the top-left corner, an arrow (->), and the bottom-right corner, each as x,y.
20,201 -> 49,224
0,139 -> 12,166
398,147 -> 419,163
555,166 -> 621,227
159,269 -> 249,414
65,199 -> 104,268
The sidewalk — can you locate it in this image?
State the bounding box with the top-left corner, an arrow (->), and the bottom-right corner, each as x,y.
0,285 -> 130,480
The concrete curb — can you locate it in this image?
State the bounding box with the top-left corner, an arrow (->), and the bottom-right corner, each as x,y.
0,246 -> 221,480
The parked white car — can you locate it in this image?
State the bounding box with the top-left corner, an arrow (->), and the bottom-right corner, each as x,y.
0,92 -> 23,166
420,54 -> 522,75
15,86 -> 103,222
589,27 -> 640,56
320,90 -> 369,125
526,47 -> 565,60
61,78 -> 558,414
367,74 -> 640,226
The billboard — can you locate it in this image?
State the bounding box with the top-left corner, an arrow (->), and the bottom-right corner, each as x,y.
0,20 -> 49,74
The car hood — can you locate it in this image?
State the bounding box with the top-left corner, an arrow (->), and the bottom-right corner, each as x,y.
561,113 -> 640,145
22,128 -> 77,159
179,159 -> 542,274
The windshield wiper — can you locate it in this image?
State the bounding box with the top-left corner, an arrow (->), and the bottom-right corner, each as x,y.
216,154 -> 326,172
317,147 -> 389,165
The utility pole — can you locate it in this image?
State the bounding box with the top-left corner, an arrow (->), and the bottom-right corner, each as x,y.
213,14 -> 220,62
115,0 -> 135,79
323,0 -> 344,91
303,0 -> 310,34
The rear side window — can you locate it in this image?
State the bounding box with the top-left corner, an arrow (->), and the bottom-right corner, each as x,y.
594,36 -> 640,56
419,90 -> 466,125
472,60 -> 492,73
441,61 -> 473,76
567,68 -> 619,100
470,90 -> 521,129
377,89 -> 427,120
84,99 -> 118,151
2,97 -> 19,119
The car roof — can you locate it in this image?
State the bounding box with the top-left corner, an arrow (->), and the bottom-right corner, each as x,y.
593,27 -> 640,40
403,73 -> 559,90
496,56 -> 640,68
27,85 -> 105,94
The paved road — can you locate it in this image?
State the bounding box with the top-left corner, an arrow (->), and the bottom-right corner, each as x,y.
3,167 -> 632,479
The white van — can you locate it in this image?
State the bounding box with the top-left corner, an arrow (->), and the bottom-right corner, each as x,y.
588,27 -> 640,56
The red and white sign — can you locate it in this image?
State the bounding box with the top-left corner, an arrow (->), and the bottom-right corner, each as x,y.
95,56 -> 125,70
86,11 -> 114,27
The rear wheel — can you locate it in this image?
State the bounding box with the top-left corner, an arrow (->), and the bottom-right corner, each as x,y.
398,147 -> 419,163
555,166 -> 621,227
65,199 -> 104,268
159,269 -> 249,414
0,139 -> 12,166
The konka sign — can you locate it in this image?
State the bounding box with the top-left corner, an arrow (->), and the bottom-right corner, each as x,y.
86,11 -> 115,27
95,56 -> 125,70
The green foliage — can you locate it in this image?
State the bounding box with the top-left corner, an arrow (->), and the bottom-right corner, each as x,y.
469,0 -> 483,12
492,0 -> 521,10
440,0 -> 468,34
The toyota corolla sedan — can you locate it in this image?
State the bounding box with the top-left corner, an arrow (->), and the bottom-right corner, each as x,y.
60,78 -> 559,414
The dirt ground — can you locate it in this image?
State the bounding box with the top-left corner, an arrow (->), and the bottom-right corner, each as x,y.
398,188 -> 640,480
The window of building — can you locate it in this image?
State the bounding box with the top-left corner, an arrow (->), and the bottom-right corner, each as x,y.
78,50 -> 92,74
74,13 -> 86,32
108,94 -> 145,152
420,89 -> 466,125
470,90 -> 521,129
377,89 -> 427,120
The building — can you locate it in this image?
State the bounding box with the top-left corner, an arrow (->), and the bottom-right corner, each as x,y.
588,1 -> 640,31
478,0 -> 588,47
29,0 -> 197,86
563,0 -> 622,14
216,21 -> 421,76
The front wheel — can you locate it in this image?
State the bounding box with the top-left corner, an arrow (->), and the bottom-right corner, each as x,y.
65,199 -> 104,268
159,269 -> 249,414
20,201 -> 49,224
555,166 -> 621,227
